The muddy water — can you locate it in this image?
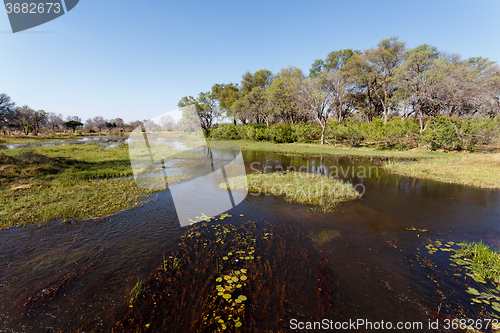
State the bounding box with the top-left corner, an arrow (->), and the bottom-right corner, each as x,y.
1,150 -> 499,332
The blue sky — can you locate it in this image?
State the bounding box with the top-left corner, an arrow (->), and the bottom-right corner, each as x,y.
1,0 -> 499,122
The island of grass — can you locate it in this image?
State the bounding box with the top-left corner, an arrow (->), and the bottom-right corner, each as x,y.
0,144 -> 190,229
228,171 -> 360,212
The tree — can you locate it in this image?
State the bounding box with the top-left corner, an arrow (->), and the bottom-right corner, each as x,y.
310,49 -> 361,77
394,44 -> 440,131
31,109 -> 47,135
66,115 -> 82,123
158,115 -> 176,131
85,118 -> 95,131
0,93 -> 16,132
178,91 -> 222,133
232,69 -> 274,124
113,117 -> 126,131
92,116 -> 107,133
65,120 -> 83,132
46,112 -> 64,131
364,37 -> 407,123
212,83 -> 239,124
303,75 -> 333,144
266,67 -> 306,126
15,105 -> 34,135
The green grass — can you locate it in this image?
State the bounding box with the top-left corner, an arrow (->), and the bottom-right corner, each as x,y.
0,144 -> 190,229
220,139 -> 436,158
217,139 -> 500,189
228,171 -> 360,212
454,241 -> 500,284
384,153 -> 500,189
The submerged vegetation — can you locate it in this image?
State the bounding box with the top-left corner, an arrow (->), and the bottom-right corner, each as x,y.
236,171 -> 360,212
416,238 -> 500,324
114,220 -> 336,332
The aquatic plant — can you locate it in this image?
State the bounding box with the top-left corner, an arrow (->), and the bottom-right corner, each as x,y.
129,278 -> 143,304
113,217 -> 337,332
453,241 -> 500,284
224,171 -> 360,212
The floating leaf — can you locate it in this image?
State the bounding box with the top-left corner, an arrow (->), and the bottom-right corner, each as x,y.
238,295 -> 247,301
467,287 -> 480,296
223,294 -> 231,299
235,322 -> 242,327
240,275 -> 247,281
231,277 -> 239,282
223,257 -> 229,260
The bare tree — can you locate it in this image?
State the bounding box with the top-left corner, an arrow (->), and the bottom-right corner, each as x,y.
0,93 -> 16,133
46,112 -> 64,131
92,116 -> 107,133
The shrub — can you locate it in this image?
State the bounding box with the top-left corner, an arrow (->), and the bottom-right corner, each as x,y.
209,124 -> 243,140
293,123 -> 321,143
244,123 -> 270,141
270,123 -> 295,143
421,116 -> 462,150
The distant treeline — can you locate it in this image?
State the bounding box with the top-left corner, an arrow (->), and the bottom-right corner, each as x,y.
0,95 -> 143,135
178,36 -> 500,146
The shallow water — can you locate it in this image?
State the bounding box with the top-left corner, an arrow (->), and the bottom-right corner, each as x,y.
1,148 -> 499,331
0,135 -> 126,150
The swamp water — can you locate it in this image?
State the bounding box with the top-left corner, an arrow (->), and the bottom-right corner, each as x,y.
1,149 -> 500,332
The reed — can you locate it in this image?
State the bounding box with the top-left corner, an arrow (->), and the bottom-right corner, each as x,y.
113,219 -> 337,332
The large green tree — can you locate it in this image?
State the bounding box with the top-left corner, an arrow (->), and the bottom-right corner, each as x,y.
364,37 -> 407,123
178,91 -> 222,132
394,44 -> 440,131
266,67 -> 306,126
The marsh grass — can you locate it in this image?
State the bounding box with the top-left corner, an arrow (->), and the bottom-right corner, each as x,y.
130,279 -> 143,304
0,144 -> 190,228
453,241 -> 500,284
218,139 -> 500,189
384,153 -> 500,189
113,220 -> 336,332
228,171 -> 360,212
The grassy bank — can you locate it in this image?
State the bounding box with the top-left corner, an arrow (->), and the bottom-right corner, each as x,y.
228,171 -> 360,212
0,144 -> 188,229
384,153 -> 500,189
218,140 -> 500,189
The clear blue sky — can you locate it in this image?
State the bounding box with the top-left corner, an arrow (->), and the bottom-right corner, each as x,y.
1,0 -> 499,122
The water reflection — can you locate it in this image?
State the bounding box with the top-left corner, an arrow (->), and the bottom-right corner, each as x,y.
0,148 -> 499,331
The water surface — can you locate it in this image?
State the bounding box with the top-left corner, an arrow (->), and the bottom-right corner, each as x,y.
1,149 -> 499,331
